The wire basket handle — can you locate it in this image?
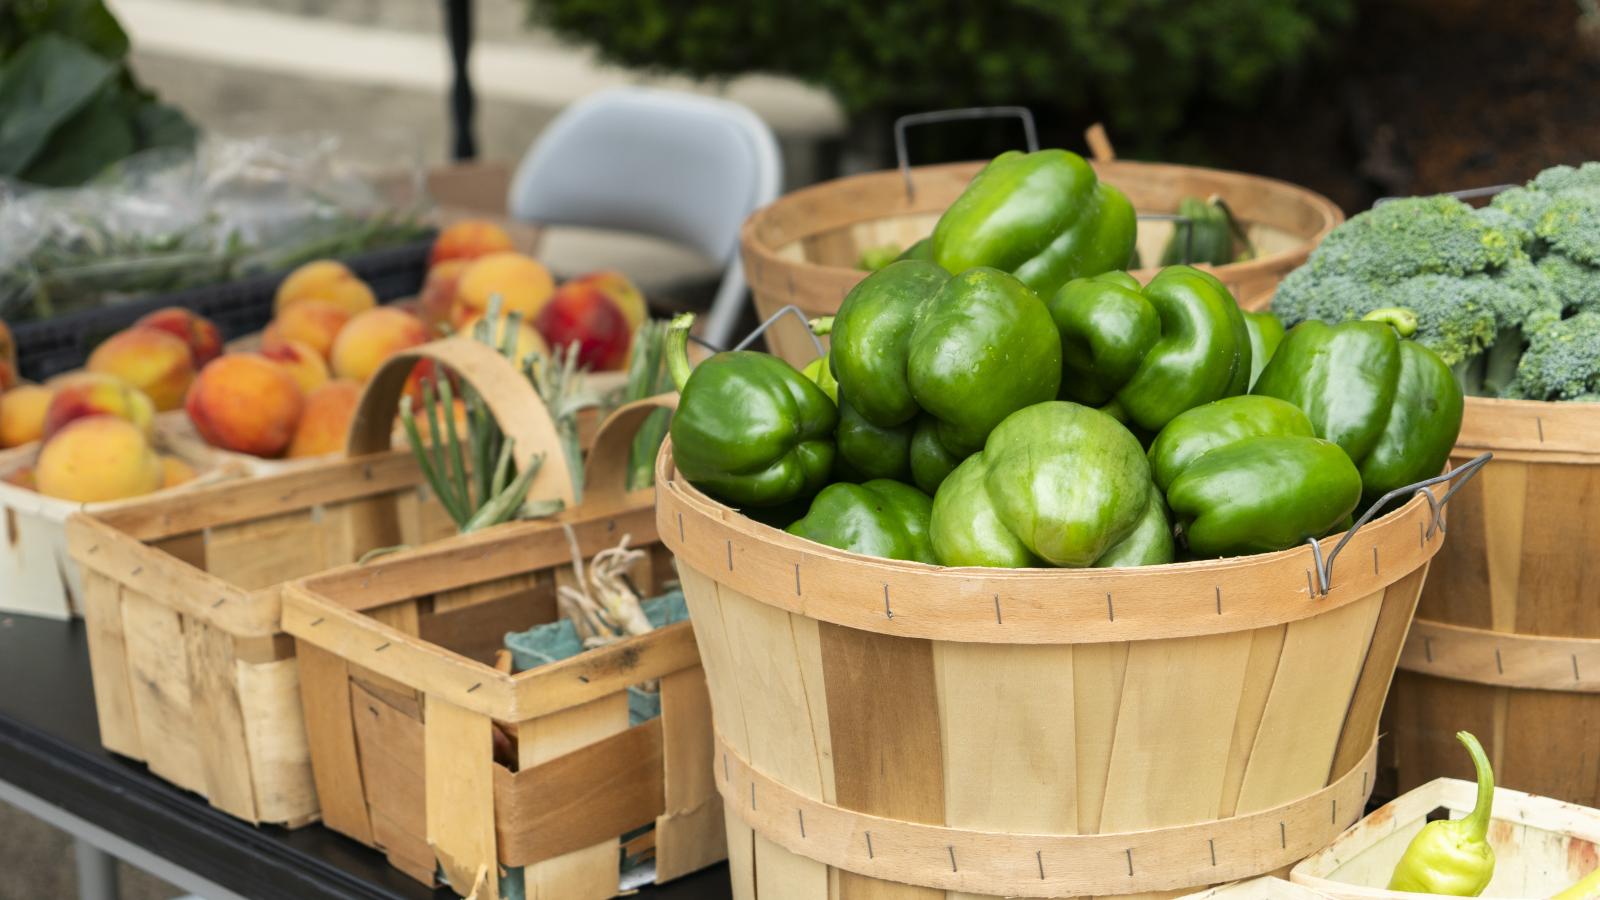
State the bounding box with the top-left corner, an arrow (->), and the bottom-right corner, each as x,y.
895,106 -> 1039,203
1307,452 -> 1492,595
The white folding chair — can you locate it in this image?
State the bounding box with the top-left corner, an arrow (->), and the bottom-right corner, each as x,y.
507,86 -> 782,349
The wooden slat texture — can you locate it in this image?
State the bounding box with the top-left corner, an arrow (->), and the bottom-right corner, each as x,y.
820,622 -> 946,900
204,510 -> 328,591
80,571 -> 143,759
295,641 -> 373,845
1072,641 -> 1129,837
183,619 -> 259,820
510,619 -> 701,720
495,716 -> 664,867
515,692 -> 629,900
420,579 -> 555,666
121,589 -> 206,794
1329,565 -> 1428,782
425,695 -> 499,900
236,656 -> 318,824
655,665 -> 726,882
350,682 -> 432,884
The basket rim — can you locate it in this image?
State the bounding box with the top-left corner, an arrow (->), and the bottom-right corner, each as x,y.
657,438 -> 1443,644
1456,394 -> 1600,461
739,158 -> 1345,292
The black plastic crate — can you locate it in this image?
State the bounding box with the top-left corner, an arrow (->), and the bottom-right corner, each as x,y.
11,235 -> 435,381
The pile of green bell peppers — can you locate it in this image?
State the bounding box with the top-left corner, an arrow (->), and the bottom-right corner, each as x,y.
664,150 -> 1465,568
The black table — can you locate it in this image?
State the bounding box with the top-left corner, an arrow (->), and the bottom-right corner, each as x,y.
0,613 -> 731,900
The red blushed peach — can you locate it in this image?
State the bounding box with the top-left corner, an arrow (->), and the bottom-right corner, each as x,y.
287,380 -> 361,458
430,219 -> 514,267
160,456 -> 197,488
264,300 -> 352,361
330,308 -> 429,384
274,260 -> 377,317
36,417 -> 162,502
87,327 -> 195,411
43,374 -> 156,441
535,278 -> 634,371
418,260 -> 469,331
261,340 -> 330,395
453,252 -> 554,328
0,385 -> 55,448
135,307 -> 223,366
186,354 -> 305,458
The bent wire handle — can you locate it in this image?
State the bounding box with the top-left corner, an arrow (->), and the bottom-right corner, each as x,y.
1135,212 -> 1196,265
1307,452 -> 1492,596
731,304 -> 827,360
895,107 -> 1039,203
1373,184 -> 1520,208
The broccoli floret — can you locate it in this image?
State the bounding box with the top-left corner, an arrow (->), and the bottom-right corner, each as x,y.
1473,204 -> 1535,250
1538,254 -> 1600,314
1536,194 -> 1600,267
1490,185 -> 1555,231
1529,162 -> 1600,196
1304,196 -> 1519,282
1510,312 -> 1600,401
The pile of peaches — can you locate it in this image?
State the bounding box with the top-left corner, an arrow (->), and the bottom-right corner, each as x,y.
0,218 -> 650,505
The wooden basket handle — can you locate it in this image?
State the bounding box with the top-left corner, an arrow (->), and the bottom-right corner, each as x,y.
582,393 -> 677,511
1085,123 -> 1116,162
345,336 -> 576,507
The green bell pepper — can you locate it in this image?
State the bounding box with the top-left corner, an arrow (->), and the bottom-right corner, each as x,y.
1050,266 -> 1253,433
830,260 -> 1061,457
787,479 -> 936,564
1242,309 -> 1285,389
666,314 -> 836,508
835,395 -> 913,482
1165,434 -> 1362,558
1159,196 -> 1251,266
929,401 -> 1169,568
909,414 -> 961,495
1252,307 -> 1464,506
1148,395 -> 1314,493
932,149 -> 1137,298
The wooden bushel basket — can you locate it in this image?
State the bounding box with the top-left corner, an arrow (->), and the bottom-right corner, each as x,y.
1291,777 -> 1600,898
62,337 -> 576,826
1388,398 -> 1600,808
0,410 -> 242,619
658,441 -> 1483,899
283,396 -> 727,900
740,133 -> 1343,365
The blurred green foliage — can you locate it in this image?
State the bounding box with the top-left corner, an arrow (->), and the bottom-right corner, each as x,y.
529,0 -> 1353,134
0,0 -> 196,186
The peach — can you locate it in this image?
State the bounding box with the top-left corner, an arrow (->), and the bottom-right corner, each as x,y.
274,260 -> 377,316
186,354 -> 305,457
43,374 -> 156,441
453,252 -> 554,328
264,300 -> 351,360
36,417 -> 162,502
330,307 -> 429,384
135,307 -> 223,366
160,456 -> 197,488
287,380 -> 361,458
418,259 -> 469,330
261,340 -> 330,395
0,385 -> 55,448
87,327 -> 196,411
459,313 -> 549,364
535,275 -> 637,371
430,219 -> 514,267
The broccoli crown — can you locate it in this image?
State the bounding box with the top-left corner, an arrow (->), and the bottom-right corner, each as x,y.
1490,185 -> 1554,230
1473,204 -> 1534,250
1304,195 -> 1518,283
1536,194 -> 1600,267
1538,254 -> 1600,315
1528,162 -> 1600,196
1511,311 -> 1600,401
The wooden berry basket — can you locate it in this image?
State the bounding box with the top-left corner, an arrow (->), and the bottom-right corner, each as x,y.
657,440 -> 1480,899
1388,398 -> 1600,808
1291,777 -> 1600,898
741,136 -> 1343,364
0,410 -> 243,620
1187,877 -> 1336,899
282,395 -> 725,900
62,337 -> 575,826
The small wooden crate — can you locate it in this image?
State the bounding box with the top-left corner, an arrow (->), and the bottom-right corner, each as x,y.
284,396 -> 723,900
62,338 -> 577,826
0,410 -> 242,619
1187,877 -> 1336,899
1291,777 -> 1600,898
